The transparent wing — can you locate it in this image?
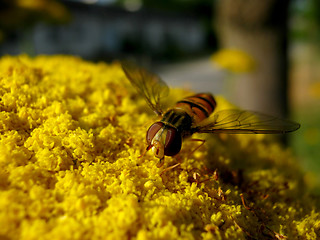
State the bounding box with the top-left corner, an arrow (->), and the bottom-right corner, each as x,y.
195,109 -> 300,134
121,61 -> 169,116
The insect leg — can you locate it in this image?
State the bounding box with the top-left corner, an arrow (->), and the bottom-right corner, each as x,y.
156,157 -> 165,168
159,139 -> 205,175
186,138 -> 206,158
160,163 -> 181,176
138,145 -> 152,158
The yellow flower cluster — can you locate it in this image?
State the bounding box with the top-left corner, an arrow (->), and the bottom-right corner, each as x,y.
211,48 -> 256,73
0,55 -> 319,239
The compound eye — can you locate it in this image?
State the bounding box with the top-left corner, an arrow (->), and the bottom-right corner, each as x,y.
164,127 -> 182,156
146,122 -> 164,144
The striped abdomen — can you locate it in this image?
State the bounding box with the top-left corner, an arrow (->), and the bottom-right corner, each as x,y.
174,93 -> 217,124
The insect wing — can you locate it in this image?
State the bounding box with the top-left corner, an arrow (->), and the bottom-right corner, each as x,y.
121,62 -> 169,116
195,109 -> 300,134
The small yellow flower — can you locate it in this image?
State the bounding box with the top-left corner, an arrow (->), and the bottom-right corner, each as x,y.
211,48 -> 256,73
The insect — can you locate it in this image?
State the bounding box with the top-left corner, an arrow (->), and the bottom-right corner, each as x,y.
121,62 -> 300,167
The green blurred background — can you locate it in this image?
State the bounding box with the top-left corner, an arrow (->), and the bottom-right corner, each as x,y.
0,0 -> 319,189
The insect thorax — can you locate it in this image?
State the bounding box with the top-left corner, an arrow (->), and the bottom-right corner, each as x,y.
161,109 -> 193,136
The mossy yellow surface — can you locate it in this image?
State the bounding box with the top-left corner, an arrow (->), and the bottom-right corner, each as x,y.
0,55 -> 319,240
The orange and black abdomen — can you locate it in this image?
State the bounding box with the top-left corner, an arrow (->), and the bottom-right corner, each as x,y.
174,93 -> 217,123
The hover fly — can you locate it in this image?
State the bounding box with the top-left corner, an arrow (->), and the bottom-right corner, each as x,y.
121,62 -> 300,167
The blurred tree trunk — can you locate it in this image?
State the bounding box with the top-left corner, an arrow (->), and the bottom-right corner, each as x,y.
215,0 -> 290,117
